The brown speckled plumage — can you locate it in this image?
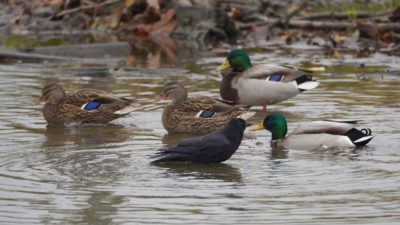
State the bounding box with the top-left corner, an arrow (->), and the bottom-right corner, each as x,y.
160,81 -> 252,134
40,83 -> 134,125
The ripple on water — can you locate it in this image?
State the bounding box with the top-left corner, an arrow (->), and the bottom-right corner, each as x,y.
1,53 -> 400,224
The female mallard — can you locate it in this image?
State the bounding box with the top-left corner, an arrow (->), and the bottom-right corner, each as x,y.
159,81 -> 254,134
217,49 -> 320,112
40,83 -> 135,125
251,113 -> 374,150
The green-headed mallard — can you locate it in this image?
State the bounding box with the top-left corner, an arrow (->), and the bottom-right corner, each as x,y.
251,113 -> 374,150
152,118 -> 246,163
217,49 -> 320,112
40,83 -> 134,125
159,81 -> 254,134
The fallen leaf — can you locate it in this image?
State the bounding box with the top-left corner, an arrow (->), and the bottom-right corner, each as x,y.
331,32 -> 346,43
146,0 -> 159,13
125,0 -> 136,8
357,22 -> 379,40
107,3 -> 125,28
332,50 -> 340,59
150,8 -> 176,35
128,8 -> 176,36
379,32 -> 393,44
228,7 -> 243,21
133,4 -> 161,23
151,35 -> 177,60
147,50 -> 161,69
389,6 -> 400,22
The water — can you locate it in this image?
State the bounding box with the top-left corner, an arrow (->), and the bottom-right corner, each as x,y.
0,45 -> 399,224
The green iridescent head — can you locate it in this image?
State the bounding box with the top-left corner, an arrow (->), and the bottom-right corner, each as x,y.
217,49 -> 252,72
251,113 -> 288,140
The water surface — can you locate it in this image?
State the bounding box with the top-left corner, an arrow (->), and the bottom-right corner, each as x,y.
0,45 -> 399,224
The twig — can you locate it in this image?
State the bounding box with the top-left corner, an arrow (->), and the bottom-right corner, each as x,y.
297,10 -> 392,20
288,20 -> 400,32
268,1 -> 309,30
56,0 -> 122,17
283,1 -> 309,26
288,20 -> 357,30
239,19 -> 400,32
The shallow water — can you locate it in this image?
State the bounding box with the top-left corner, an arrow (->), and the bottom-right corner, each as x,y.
0,45 -> 399,224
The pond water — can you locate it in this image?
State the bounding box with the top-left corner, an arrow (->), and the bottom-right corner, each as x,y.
0,42 -> 399,224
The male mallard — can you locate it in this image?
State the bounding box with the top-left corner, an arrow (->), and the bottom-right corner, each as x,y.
251,113 -> 374,150
152,118 -> 246,163
40,83 -> 134,125
217,49 -> 320,112
159,81 -> 254,134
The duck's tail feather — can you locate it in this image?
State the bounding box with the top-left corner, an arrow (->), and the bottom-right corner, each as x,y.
295,75 -> 320,91
345,128 -> 374,146
353,136 -> 374,146
298,80 -> 320,91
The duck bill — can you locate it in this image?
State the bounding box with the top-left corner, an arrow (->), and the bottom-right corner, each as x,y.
249,123 -> 265,131
35,95 -> 45,105
217,60 -> 231,71
156,94 -> 167,101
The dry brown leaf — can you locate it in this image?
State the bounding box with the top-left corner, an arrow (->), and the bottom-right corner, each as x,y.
331,32 -> 346,43
379,32 -> 393,44
389,6 -> 400,22
150,8 -> 176,35
125,8 -> 176,37
125,0 -> 135,8
133,24 -> 152,37
357,22 -> 379,40
151,35 -> 176,60
146,0 -> 159,13
127,55 -> 136,66
147,50 -> 161,69
332,50 -> 340,59
228,7 -> 243,21
133,5 -> 161,23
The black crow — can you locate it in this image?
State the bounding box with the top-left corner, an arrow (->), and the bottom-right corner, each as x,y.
152,118 -> 247,163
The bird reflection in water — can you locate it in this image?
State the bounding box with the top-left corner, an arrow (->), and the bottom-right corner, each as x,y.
152,162 -> 243,183
42,124 -> 131,148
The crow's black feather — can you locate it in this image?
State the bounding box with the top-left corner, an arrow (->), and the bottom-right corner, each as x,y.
152,118 -> 246,164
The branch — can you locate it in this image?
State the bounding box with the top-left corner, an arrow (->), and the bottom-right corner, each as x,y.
288,20 -> 400,32
239,19 -> 400,33
297,10 -> 392,20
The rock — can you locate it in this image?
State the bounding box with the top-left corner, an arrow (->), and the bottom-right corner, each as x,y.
32,6 -> 56,18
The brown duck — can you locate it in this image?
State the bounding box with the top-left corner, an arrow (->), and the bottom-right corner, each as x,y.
40,83 -> 135,125
159,81 -> 254,134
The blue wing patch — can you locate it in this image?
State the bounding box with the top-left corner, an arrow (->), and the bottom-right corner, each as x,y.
81,100 -> 102,111
196,111 -> 215,118
268,74 -> 283,82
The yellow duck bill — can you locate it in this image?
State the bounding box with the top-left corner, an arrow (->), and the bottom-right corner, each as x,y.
249,123 -> 265,131
217,59 -> 231,71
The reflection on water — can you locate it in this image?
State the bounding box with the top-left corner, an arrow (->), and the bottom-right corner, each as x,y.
153,163 -> 243,183
81,191 -> 125,225
0,46 -> 400,224
161,133 -> 200,146
269,148 -> 289,160
43,124 -> 131,148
